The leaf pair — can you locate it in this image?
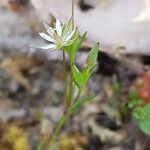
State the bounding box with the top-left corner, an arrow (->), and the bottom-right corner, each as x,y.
72,65 -> 94,87
72,43 -> 99,87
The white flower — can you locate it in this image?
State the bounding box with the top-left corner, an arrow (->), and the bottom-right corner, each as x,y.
39,18 -> 78,50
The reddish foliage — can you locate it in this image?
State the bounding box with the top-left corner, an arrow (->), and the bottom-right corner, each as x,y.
134,71 -> 150,103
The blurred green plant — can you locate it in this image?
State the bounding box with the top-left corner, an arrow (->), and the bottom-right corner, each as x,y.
111,79 -> 150,136
36,0 -> 99,149
110,79 -> 128,121
128,91 -> 150,135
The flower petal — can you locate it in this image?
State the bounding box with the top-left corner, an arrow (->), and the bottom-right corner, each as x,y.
56,19 -> 62,37
39,32 -> 55,43
43,22 -> 55,36
38,44 -> 57,50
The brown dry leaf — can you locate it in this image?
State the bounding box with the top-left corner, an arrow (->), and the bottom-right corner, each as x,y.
0,56 -> 40,91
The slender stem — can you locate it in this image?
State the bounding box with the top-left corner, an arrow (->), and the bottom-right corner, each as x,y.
67,61 -> 74,107
62,50 -> 67,108
54,87 -> 83,136
72,0 -> 75,29
66,0 -> 75,107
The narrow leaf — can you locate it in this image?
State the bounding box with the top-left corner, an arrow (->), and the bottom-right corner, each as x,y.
72,65 -> 84,87
81,64 -> 97,86
86,43 -> 99,67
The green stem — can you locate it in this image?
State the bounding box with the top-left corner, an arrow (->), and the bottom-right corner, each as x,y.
62,50 -> 67,108
72,0 -> 75,29
54,87 -> 83,136
67,61 -> 74,107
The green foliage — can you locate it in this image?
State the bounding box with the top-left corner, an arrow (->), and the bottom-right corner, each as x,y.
72,64 -> 97,88
128,91 -> 143,109
128,91 -> 150,135
72,65 -> 84,87
65,32 -> 87,62
72,43 -> 99,88
133,107 -> 145,120
135,105 -> 150,135
86,43 -> 99,67
139,120 -> 150,135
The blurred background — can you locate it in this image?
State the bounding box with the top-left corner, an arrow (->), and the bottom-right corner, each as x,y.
0,0 -> 150,150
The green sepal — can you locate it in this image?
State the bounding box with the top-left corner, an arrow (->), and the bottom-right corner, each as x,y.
65,31 -> 87,63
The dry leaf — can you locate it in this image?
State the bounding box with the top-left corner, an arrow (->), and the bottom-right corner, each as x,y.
0,56 -> 40,91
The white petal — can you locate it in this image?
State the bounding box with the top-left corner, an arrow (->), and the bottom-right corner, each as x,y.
43,22 -> 54,36
64,28 -> 76,41
39,32 -> 55,43
56,19 -> 62,37
39,44 -> 57,50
